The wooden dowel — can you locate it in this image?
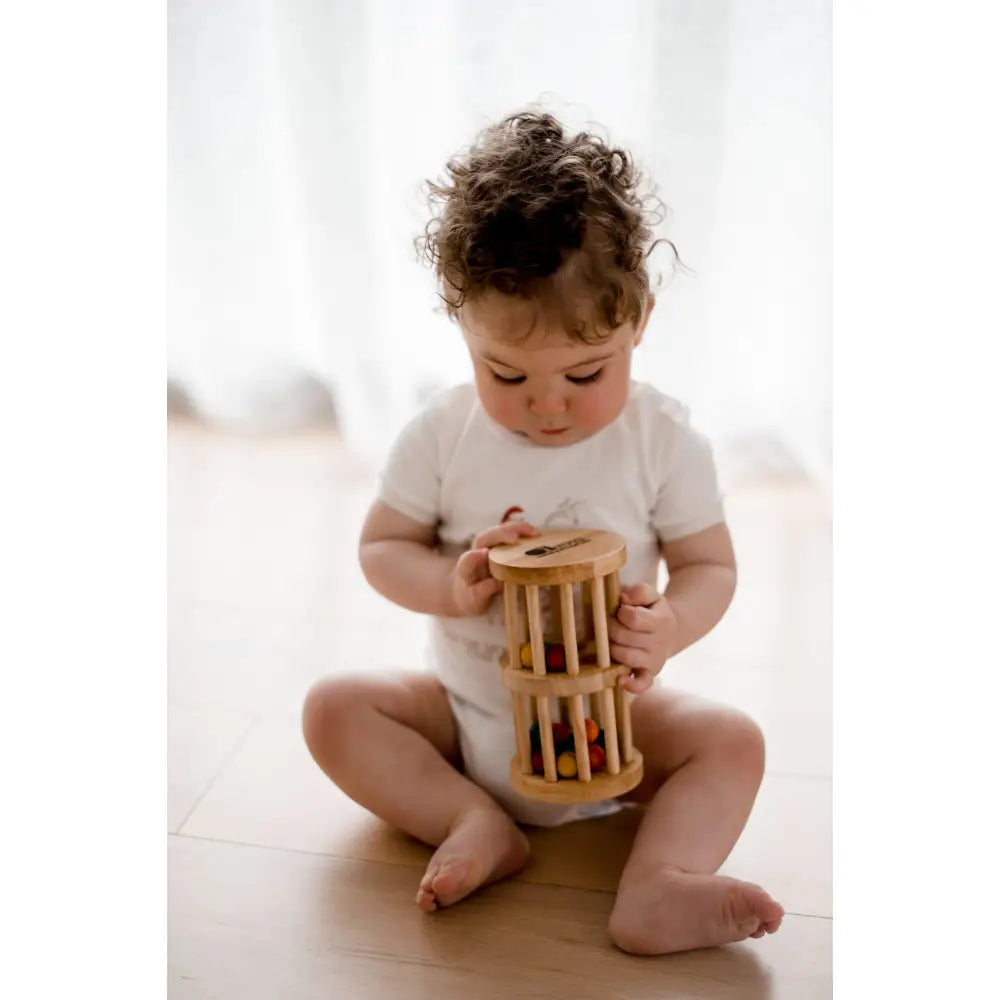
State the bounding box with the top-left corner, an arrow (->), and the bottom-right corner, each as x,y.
557,581 -> 591,780
512,693 -> 533,774
559,583 -> 579,676
605,570 -> 621,618
589,574 -> 619,774
614,684 -> 635,764
580,581 -> 593,643
525,585 -> 546,677
568,693 -> 592,781
599,686 -> 621,774
536,696 -> 558,782
503,583 -> 521,670
590,576 -> 610,668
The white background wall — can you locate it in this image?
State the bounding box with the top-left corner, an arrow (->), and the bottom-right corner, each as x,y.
169,0 -> 830,481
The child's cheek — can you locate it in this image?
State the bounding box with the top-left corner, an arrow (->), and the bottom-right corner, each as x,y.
577,384 -> 613,431
478,377 -> 520,430
579,377 -> 627,432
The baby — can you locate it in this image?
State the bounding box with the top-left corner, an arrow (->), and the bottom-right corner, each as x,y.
303,111 -> 784,955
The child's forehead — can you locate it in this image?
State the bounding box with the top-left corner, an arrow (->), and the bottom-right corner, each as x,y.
461,300 -> 631,368
459,289 -> 617,349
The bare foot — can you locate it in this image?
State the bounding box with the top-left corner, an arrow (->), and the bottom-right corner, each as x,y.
415,807 -> 530,912
609,867 -> 785,955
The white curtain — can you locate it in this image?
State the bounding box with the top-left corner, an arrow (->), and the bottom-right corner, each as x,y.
168,0 -> 830,480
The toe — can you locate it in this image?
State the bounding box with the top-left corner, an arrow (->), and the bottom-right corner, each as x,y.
419,864 -> 439,891
431,860 -> 472,907
415,888 -> 438,913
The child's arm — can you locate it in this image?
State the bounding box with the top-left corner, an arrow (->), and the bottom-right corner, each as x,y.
359,500 -> 539,617
609,522 -> 736,694
660,522 -> 737,654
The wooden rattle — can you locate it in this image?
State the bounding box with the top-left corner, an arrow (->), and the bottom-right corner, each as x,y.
488,529 -> 644,804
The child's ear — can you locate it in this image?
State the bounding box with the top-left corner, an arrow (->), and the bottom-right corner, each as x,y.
632,294 -> 656,347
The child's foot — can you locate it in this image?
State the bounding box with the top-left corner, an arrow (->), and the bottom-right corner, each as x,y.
609,867 -> 785,955
415,806 -> 530,912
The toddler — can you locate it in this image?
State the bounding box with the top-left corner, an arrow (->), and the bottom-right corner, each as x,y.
303,111 -> 784,955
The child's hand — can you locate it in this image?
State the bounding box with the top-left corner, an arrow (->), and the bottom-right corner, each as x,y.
608,582 -> 679,695
449,522 -> 541,616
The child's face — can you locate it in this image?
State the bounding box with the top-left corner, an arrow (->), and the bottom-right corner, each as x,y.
460,292 -> 652,448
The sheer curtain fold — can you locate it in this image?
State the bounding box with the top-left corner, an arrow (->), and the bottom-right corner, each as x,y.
168,0 -> 830,479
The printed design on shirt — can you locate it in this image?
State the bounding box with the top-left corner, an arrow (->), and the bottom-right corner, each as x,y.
498,498 -> 584,530
542,498 -> 584,529
439,624 -> 505,665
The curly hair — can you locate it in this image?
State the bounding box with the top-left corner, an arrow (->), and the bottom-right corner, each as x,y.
418,111 -> 672,344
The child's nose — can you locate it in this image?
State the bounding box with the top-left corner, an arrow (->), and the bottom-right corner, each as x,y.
529,388 -> 568,414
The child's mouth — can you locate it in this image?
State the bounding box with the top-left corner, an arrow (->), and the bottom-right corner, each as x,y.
539,428 -> 569,436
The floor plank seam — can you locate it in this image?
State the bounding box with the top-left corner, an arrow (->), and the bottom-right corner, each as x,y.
173,715 -> 262,834
170,829 -> 431,868
168,832 -> 833,919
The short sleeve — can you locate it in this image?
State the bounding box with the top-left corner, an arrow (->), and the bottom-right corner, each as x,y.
650,410 -> 726,542
377,407 -> 443,526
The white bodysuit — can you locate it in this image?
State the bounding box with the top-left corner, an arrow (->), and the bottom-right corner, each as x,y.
378,380 -> 725,826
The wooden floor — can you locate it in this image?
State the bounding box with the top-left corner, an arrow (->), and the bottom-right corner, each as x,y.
168,416 -> 832,999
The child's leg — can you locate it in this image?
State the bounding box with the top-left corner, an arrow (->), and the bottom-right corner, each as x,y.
302,672 -> 529,911
608,688 -> 785,955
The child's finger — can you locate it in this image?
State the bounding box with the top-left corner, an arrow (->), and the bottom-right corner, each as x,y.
610,642 -> 648,671
472,521 -> 540,549
614,602 -> 658,633
620,669 -> 654,695
608,619 -> 648,649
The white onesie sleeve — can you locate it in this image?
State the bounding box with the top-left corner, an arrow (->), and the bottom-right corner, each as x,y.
377,405 -> 443,526
649,402 -> 726,542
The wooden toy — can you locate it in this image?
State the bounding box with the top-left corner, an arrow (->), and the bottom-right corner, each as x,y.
488,529 -> 644,804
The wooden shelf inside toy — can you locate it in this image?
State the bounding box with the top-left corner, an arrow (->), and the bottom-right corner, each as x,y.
499,654 -> 629,695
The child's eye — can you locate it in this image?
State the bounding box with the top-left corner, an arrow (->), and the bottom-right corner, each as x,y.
566,369 -> 604,385
491,372 -> 526,385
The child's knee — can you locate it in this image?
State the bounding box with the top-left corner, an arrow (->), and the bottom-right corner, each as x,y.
710,709 -> 766,777
302,676 -> 367,750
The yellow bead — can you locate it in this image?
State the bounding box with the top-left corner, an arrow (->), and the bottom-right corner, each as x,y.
556,752 -> 578,778
519,643 -> 533,667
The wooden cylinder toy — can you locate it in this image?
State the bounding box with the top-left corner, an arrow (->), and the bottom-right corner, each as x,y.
489,529 -> 644,804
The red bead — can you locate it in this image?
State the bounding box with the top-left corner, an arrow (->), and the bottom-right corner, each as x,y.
544,643 -> 567,671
